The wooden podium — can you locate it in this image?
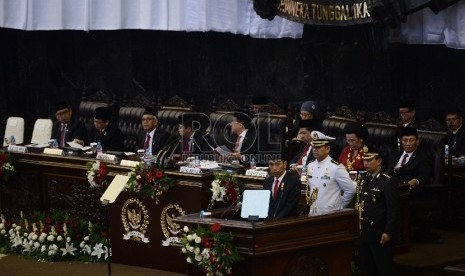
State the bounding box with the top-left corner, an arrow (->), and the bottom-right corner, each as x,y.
174,207 -> 359,276
108,172 -> 213,273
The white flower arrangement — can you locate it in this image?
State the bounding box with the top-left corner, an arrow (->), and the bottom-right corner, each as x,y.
0,211 -> 109,262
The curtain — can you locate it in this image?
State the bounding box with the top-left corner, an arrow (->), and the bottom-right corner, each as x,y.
389,0 -> 465,49
0,0 -> 304,38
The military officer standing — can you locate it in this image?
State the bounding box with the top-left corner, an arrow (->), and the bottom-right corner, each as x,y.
307,131 -> 356,215
359,148 -> 399,276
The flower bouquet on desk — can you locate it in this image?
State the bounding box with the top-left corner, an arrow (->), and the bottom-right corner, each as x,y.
125,164 -> 174,204
180,223 -> 242,276
86,160 -> 109,188
0,151 -> 15,183
208,173 -> 243,210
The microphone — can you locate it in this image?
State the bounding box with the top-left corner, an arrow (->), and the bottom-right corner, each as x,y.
272,182 -> 285,219
155,137 -> 181,166
219,196 -> 241,220
159,138 -> 182,167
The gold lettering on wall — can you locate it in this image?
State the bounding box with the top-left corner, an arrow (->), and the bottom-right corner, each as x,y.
278,0 -> 371,25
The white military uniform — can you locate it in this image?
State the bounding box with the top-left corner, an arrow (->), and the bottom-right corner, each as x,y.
307,155 -> 356,215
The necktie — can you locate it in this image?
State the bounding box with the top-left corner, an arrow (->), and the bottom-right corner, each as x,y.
273,178 -> 280,199
183,139 -> 190,153
59,124 -> 66,147
233,135 -> 241,153
400,153 -> 409,166
297,144 -> 310,165
144,133 -> 151,151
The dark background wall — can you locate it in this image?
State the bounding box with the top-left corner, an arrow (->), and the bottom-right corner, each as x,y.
1,25 -> 465,142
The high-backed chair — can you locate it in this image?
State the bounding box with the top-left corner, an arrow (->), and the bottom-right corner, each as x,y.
118,106 -> 145,153
78,101 -> 108,134
3,117 -> 25,146
252,114 -> 286,162
209,111 -> 234,148
30,119 -> 53,144
157,95 -> 194,137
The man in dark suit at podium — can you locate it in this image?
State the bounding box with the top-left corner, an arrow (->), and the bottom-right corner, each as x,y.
139,107 -> 172,156
263,153 -> 301,220
51,101 -> 87,147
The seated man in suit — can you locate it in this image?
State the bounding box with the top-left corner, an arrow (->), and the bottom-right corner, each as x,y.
387,127 -> 436,242
139,107 -> 172,157
88,106 -> 125,152
51,101 -> 87,147
173,113 -> 213,159
227,109 -> 258,164
289,119 -> 316,171
263,153 -> 301,220
388,127 -> 431,192
446,109 -> 465,157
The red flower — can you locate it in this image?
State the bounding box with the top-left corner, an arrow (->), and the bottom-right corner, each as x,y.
210,223 -> 221,233
202,237 -> 213,248
0,154 -> 6,165
155,170 -> 163,179
44,217 -> 51,224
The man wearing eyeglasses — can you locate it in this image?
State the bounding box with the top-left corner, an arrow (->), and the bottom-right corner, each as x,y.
398,100 -> 417,128
51,101 -> 87,147
139,107 -> 172,156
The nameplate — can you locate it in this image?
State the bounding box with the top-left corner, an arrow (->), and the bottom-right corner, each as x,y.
97,153 -> 117,161
8,145 -> 28,153
120,159 -> 140,168
179,166 -> 202,174
245,169 -> 268,178
43,148 -> 63,155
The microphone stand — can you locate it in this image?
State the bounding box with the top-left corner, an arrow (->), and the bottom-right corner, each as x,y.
247,215 -> 259,276
155,138 -> 181,167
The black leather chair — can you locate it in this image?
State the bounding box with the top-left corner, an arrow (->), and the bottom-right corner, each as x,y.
209,112 -> 234,148
78,101 -> 109,134
252,114 -> 286,163
118,106 -> 145,152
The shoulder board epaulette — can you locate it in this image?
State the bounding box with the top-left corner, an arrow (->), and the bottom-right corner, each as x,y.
381,173 -> 391,179
331,159 -> 339,165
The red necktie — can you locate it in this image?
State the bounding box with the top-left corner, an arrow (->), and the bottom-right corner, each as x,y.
144,133 -> 151,151
273,178 -> 280,199
59,124 -> 66,147
400,153 -> 409,166
233,135 -> 241,153
297,144 -> 310,165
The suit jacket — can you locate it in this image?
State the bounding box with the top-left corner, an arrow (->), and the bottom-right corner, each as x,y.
450,125 -> 465,157
173,130 -> 213,157
88,123 -> 125,152
360,171 -> 399,242
51,118 -> 88,146
387,149 -> 431,195
227,128 -> 258,164
263,171 -> 301,219
139,127 -> 172,156
290,142 -> 314,166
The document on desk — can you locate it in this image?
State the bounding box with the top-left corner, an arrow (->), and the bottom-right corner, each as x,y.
66,141 -> 91,151
214,145 -> 232,156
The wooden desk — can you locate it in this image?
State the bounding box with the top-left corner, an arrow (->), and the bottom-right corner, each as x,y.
175,207 -> 359,276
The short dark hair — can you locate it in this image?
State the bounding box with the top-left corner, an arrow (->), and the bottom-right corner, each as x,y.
343,122 -> 367,140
